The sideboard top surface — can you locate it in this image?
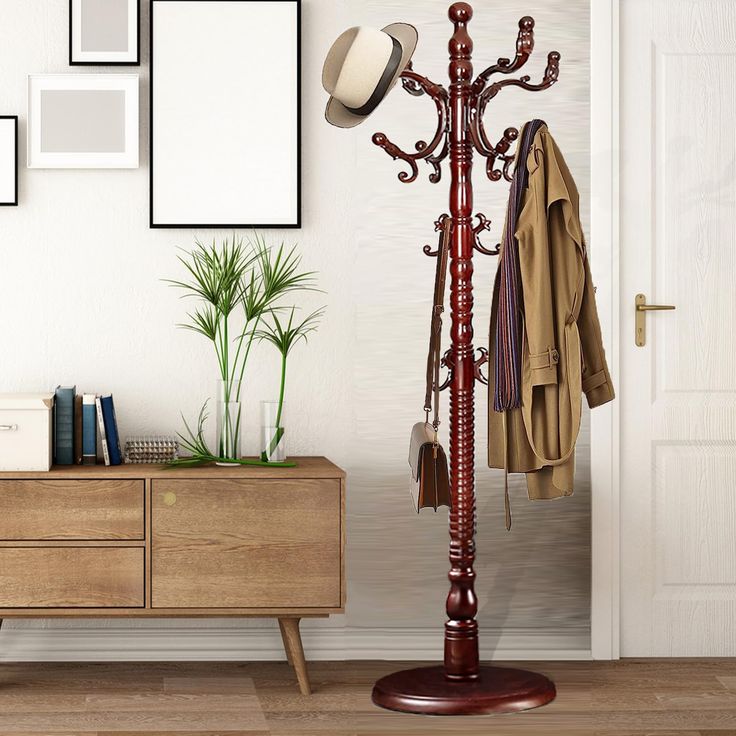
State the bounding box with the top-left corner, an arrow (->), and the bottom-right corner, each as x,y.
0,456 -> 345,480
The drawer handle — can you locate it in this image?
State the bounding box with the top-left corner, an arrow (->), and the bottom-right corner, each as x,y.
0,424 -> 18,431
163,492 -> 177,506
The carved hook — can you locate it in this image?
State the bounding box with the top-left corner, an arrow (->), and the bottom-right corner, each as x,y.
438,348 -> 455,392
474,347 -> 489,385
472,16 -> 535,94
483,127 -> 519,182
372,69 -> 449,184
400,61 -> 425,96
469,36 -> 560,182
472,213 -> 500,256
423,214 -> 451,257
482,50 -> 561,103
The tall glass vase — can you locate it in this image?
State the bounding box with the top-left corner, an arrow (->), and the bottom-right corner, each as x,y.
216,379 -> 242,463
261,400 -> 286,462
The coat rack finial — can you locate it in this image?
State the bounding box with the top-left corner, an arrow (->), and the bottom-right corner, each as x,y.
448,2 -> 472,24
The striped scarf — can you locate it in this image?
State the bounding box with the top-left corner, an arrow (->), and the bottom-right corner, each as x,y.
493,119 -> 545,413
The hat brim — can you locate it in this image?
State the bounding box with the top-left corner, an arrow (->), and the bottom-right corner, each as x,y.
325,22 -> 418,129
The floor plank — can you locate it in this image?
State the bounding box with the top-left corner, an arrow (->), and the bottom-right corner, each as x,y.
0,660 -> 734,734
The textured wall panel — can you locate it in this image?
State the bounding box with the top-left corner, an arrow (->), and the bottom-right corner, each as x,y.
0,0 -> 590,645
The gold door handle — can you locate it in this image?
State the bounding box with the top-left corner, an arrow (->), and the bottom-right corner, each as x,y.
635,293 -> 675,346
637,304 -> 676,312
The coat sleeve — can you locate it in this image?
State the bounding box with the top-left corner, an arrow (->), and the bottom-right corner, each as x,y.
542,131 -> 615,409
515,139 -> 559,387
578,253 -> 615,408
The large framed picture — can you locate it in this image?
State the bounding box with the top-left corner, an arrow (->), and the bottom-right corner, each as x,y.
69,0 -> 140,65
0,117 -> 18,206
27,75 -> 139,169
150,0 -> 301,228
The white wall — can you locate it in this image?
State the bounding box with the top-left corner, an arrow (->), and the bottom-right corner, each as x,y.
0,0 -> 590,660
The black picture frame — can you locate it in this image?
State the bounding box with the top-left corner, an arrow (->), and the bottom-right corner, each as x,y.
0,116 -> 18,207
149,0 -> 301,229
69,0 -> 141,66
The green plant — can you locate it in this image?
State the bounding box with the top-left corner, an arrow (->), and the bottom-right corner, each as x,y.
166,401 -> 296,468
256,306 -> 325,460
165,233 -> 318,463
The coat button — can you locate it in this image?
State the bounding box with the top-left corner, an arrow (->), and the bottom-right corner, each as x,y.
551,350 -> 559,363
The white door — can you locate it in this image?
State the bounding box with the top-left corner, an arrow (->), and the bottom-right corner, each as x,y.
619,0 -> 736,655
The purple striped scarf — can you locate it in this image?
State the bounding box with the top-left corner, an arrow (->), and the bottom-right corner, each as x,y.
493,119 -> 545,413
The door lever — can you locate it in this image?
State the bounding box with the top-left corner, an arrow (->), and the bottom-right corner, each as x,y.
635,293 -> 675,347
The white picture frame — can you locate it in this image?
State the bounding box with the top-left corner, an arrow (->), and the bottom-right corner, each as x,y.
70,0 -> 140,65
27,74 -> 139,169
150,0 -> 301,228
0,117 -> 18,206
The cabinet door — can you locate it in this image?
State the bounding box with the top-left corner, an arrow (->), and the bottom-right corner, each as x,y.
151,479 -> 341,609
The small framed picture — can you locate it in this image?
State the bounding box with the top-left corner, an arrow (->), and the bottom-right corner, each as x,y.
0,117 -> 18,206
69,0 -> 140,65
28,75 -> 139,169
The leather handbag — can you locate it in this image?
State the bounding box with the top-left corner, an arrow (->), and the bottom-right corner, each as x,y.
408,216 -> 452,512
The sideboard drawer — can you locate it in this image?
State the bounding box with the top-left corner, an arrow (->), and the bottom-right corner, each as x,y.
0,480 -> 144,540
151,479 -> 342,609
0,547 -> 144,608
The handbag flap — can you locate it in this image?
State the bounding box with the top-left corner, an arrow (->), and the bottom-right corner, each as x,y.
408,421 -> 435,481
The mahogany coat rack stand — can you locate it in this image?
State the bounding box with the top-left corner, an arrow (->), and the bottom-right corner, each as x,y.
355,2 -> 561,716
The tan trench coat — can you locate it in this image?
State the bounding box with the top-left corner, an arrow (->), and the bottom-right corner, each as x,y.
488,124 -> 614,500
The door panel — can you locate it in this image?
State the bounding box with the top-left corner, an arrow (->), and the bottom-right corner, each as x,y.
621,0 -> 736,655
151,479 -> 341,609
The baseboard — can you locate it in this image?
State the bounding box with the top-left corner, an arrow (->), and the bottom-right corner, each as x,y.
0,625 -> 591,662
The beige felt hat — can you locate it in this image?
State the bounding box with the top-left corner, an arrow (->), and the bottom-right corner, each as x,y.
322,23 -> 418,128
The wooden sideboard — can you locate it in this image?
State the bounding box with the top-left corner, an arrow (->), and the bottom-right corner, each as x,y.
0,456 -> 346,694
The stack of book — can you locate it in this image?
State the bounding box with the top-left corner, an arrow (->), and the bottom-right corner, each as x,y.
53,387 -> 122,467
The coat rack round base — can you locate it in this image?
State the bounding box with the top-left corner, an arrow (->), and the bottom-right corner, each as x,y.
372,665 -> 556,716
324,1 -> 562,716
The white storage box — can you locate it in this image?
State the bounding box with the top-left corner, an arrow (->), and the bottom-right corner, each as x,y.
0,393 -> 54,471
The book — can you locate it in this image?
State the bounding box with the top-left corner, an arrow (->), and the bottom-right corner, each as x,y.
73,394 -> 83,464
82,394 -> 97,465
100,395 -> 122,466
95,395 -> 110,466
53,385 -> 76,465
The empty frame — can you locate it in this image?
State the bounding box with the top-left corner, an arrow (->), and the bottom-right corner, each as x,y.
0,115 -> 18,205
70,0 -> 140,65
28,75 -> 139,169
150,0 -> 301,228
0,117 -> 18,205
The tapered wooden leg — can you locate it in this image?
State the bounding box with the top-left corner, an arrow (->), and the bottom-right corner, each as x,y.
278,619 -> 293,666
278,617 -> 311,695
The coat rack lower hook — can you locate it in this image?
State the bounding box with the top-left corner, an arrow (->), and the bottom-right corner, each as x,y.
438,348 -> 454,391
474,347 -> 489,385
423,214 -> 451,256
473,213 -> 500,256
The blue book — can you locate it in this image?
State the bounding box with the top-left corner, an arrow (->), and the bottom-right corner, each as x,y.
82,394 -> 97,465
100,395 -> 122,466
54,385 -> 76,465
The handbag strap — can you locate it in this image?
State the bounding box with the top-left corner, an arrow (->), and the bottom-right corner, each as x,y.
424,216 -> 453,431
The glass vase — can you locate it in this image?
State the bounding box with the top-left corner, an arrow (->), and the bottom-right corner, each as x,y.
261,400 -> 286,462
216,379 -> 242,463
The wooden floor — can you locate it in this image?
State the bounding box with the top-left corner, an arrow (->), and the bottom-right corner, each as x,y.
0,659 -> 735,735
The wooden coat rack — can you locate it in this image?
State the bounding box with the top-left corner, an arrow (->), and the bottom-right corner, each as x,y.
342,2 -> 561,715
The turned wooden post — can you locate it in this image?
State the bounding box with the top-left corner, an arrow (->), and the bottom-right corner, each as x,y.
444,0 -> 479,682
